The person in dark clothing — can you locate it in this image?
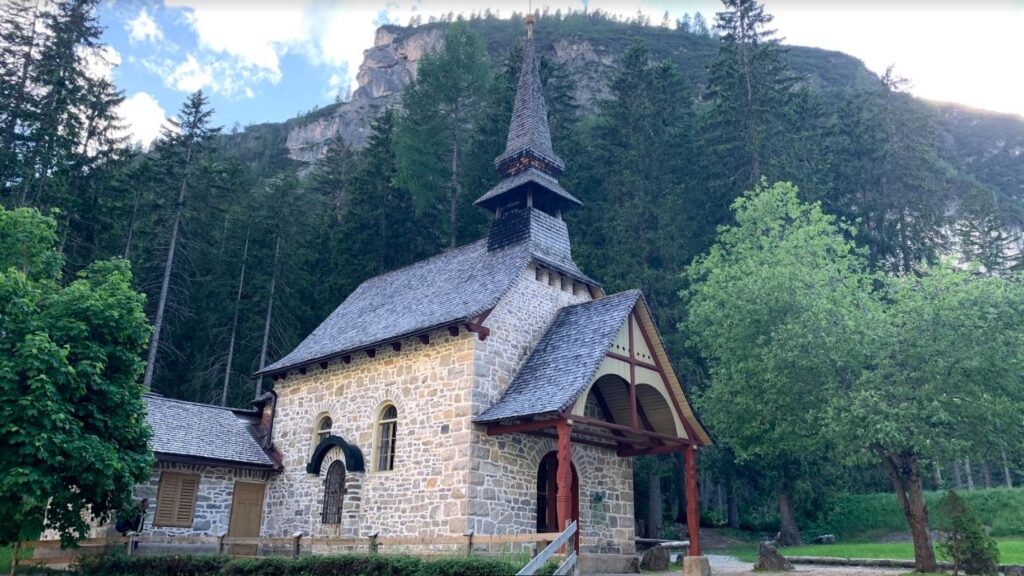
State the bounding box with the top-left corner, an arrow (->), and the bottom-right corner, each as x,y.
116,498 -> 149,549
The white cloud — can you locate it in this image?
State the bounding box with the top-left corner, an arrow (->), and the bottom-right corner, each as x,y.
166,1 -> 310,75
127,8 -> 163,44
84,45 -> 121,82
145,53 -> 270,99
118,92 -> 166,149
165,53 -> 214,92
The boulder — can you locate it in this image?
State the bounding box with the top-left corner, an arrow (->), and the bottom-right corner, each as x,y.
812,534 -> 837,545
640,545 -> 670,571
1003,566 -> 1024,576
754,541 -> 794,571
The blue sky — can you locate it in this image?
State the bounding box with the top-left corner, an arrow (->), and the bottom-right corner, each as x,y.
97,1 -> 1024,148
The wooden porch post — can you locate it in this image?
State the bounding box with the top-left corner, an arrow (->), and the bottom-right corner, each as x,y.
684,444 -> 701,557
556,420 -> 574,546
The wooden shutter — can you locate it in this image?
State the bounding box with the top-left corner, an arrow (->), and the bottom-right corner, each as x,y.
154,472 -> 199,528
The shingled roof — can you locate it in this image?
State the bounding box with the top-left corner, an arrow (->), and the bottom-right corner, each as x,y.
493,31 -> 564,175
475,290 -> 641,423
258,222 -> 598,377
145,394 -> 275,468
474,168 -> 581,211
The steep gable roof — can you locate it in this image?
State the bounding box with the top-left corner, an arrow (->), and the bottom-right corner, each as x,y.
145,394 -> 275,468
258,233 -> 597,377
475,290 -> 713,446
476,290 -> 641,423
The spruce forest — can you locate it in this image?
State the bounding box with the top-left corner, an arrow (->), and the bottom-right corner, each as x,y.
2,0 -> 1023,548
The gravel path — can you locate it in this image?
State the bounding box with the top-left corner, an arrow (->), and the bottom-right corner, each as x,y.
609,554 -> 907,576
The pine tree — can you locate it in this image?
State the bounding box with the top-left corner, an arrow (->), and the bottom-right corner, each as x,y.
338,109 -> 431,297
143,90 -> 220,390
0,0 -> 45,198
394,22 -> 491,248
827,68 -> 953,274
701,0 -> 795,216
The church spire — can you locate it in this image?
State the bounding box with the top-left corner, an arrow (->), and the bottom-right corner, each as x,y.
474,16 -> 581,217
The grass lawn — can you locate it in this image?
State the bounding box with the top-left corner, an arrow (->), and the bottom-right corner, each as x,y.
723,539 -> 1024,565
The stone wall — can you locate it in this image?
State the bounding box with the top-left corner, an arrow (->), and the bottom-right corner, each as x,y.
263,261 -> 635,553
134,461 -> 271,537
467,264 -> 636,554
263,327 -> 476,538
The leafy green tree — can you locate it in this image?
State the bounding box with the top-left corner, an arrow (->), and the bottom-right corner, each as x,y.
684,181 -> 874,545
0,206 -> 152,545
936,491 -> 999,576
394,22 -> 492,248
832,264 -> 1024,571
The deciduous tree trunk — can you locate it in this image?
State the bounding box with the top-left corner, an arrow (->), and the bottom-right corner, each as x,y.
964,457 -> 975,490
933,461 -> 943,490
878,448 -> 938,572
1002,444 -> 1013,488
646,459 -> 662,539
727,482 -> 740,529
982,460 -> 992,489
777,486 -> 801,546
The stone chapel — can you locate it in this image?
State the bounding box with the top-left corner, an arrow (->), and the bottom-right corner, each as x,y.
123,19 -> 712,572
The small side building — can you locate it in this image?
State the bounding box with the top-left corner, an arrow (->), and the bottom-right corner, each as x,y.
131,394 -> 280,539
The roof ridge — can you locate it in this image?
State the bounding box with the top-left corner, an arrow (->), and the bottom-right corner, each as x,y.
558,289 -> 640,312
145,393 -> 256,414
357,239 -> 487,286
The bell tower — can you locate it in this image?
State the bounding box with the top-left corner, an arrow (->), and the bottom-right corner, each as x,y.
474,15 -> 582,220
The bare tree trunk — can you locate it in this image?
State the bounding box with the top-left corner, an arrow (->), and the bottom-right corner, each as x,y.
777,486 -> 801,546
965,457 -> 975,490
221,229 -> 249,406
982,459 -> 992,489
1003,444 -> 1014,488
879,448 -> 938,572
933,461 -> 943,490
256,235 -> 280,397
449,118 -> 459,249
953,457 -> 963,488
124,187 -> 142,259
143,140 -> 193,390
646,459 -> 662,540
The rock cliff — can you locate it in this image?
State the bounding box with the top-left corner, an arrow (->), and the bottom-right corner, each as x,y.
283,24 -> 621,164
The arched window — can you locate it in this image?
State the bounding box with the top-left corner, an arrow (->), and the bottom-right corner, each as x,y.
314,415 -> 333,450
321,460 -> 346,524
376,404 -> 398,472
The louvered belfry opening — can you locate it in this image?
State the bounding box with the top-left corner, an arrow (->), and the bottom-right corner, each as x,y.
321,460 -> 346,524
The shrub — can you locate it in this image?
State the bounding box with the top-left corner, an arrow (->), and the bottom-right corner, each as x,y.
935,491 -> 999,576
77,552 -> 229,576
820,487 -> 1024,539
417,557 -> 523,576
77,552 -> 525,576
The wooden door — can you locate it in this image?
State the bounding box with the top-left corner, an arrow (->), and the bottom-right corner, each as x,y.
227,481 -> 265,556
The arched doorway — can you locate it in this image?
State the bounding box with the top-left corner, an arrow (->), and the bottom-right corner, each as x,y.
536,451 -> 579,533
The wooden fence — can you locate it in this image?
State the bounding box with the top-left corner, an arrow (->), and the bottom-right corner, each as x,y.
10,526 -> 574,574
